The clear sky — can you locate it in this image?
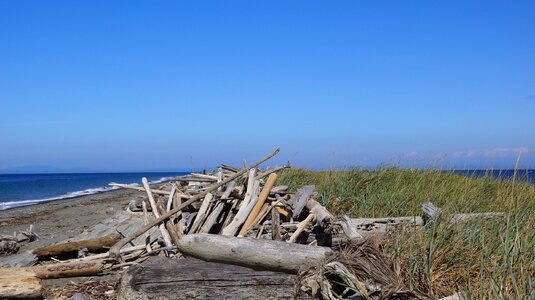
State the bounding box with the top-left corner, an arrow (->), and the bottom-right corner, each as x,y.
1,1 -> 534,171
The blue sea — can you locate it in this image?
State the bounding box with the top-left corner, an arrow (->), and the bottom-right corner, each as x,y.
0,172 -> 187,210
452,169 -> 535,185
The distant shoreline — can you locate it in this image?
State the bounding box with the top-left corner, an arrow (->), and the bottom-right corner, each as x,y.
0,173 -> 185,211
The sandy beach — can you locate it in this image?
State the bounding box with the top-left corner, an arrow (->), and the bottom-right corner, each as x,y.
0,187 -> 143,295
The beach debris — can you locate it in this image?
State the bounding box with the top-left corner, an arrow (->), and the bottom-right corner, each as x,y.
0,148 -> 507,299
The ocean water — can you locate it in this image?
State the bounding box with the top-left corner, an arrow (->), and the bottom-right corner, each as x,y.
452,169 -> 535,185
0,172 -> 187,210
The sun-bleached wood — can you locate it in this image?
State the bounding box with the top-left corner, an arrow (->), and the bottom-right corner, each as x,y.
189,193 -> 213,233
175,233 -> 332,273
338,215 -> 363,240
33,234 -> 120,258
109,182 -> 190,198
109,148 -> 281,258
239,173 -> 279,236
288,185 -> 315,218
306,198 -> 333,226
0,269 -> 41,299
288,213 -> 316,243
199,201 -> 225,233
221,168 -> 259,236
142,177 -> 173,248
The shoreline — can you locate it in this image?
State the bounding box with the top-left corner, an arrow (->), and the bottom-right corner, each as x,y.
0,187 -> 139,251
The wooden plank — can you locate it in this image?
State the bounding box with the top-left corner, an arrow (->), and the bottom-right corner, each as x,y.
117,257 -> 298,300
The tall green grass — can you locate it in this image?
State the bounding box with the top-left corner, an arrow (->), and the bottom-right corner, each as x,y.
277,168 -> 535,299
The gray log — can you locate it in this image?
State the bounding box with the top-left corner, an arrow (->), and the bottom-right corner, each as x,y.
288,185 -> 315,218
117,257 -> 299,300
175,233 -> 332,273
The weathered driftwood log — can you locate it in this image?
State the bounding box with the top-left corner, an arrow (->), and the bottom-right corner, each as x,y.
288,185 -> 315,218
175,233 -> 332,273
109,148 -> 281,258
20,260 -> 105,279
0,269 -> 41,299
117,257 -> 299,300
239,173 -> 279,236
33,234 -> 120,258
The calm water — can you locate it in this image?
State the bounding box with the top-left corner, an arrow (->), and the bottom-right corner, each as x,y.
0,172 -> 187,210
452,169 -> 535,185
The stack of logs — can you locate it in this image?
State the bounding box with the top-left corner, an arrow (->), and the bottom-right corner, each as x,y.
0,149 -> 504,299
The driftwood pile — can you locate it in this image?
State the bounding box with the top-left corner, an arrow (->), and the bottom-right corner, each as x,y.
0,149 -> 504,299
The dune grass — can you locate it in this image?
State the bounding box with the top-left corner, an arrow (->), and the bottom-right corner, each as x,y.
276,168 -> 535,299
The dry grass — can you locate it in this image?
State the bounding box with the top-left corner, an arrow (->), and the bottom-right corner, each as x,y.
277,168 -> 535,299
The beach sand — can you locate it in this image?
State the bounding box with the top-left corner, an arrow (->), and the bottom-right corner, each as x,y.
0,188 -> 143,294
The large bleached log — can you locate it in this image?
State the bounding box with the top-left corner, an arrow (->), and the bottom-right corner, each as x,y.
117,257 -> 298,300
33,234 -> 120,258
109,148 -> 281,258
175,233 -> 332,273
239,173 -> 279,236
288,185 -> 315,218
0,269 -> 41,299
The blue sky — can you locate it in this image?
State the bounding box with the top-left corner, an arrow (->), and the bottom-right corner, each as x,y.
1,1 -> 534,171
